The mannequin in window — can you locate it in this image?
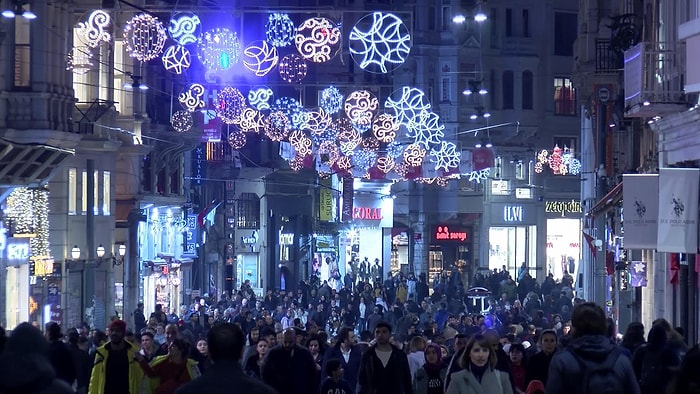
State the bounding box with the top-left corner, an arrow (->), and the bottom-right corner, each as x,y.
359,257 -> 369,282
371,258 -> 382,281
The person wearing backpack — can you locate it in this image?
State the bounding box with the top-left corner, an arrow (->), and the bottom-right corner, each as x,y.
633,324 -> 681,394
545,302 -> 640,394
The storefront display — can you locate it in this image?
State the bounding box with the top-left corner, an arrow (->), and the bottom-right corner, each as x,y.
391,229 -> 409,273
488,202 -> 539,279
546,219 -> 581,279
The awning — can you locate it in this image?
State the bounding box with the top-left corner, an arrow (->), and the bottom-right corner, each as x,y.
0,137 -> 74,187
587,182 -> 623,216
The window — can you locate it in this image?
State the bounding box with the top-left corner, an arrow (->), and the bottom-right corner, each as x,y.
502,71 -> 514,109
68,168 -> 77,215
553,136 -> 578,153
523,9 -> 530,37
554,77 -> 576,115
442,6 -> 451,31
103,171 -> 111,216
236,193 -> 260,229
490,8 -> 498,48
113,41 -> 133,115
505,8 -> 513,37
14,15 -> 31,87
81,171 -> 87,215
441,77 -> 451,102
428,7 -> 436,30
94,170 -> 99,215
522,71 -> 534,109
554,12 -> 577,56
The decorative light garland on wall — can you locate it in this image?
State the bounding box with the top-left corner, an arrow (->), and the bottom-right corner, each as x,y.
5,187 -> 51,258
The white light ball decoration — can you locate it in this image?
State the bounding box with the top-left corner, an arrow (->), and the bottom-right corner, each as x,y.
385,87 -> 431,126
376,155 -> 395,173
403,143 -> 427,167
294,17 -> 342,63
336,122 -> 362,154
266,13 -> 295,48
352,148 -> 378,171
66,46 -> 94,75
305,107 -> 333,135
318,140 -> 340,164
289,129 -> 313,156
178,83 -> 206,112
161,44 -> 191,74
198,28 -> 241,72
243,41 -> 279,77
344,90 -> 379,126
279,54 -> 308,84
264,111 -> 291,142
168,12 -> 201,45
430,141 -> 461,172
372,113 -> 399,143
123,13 -> 167,62
228,130 -> 247,149
248,87 -> 274,111
76,9 -> 112,48
215,87 -> 247,125
349,12 -> 412,73
288,154 -> 306,171
395,162 -> 410,178
170,110 -> 193,133
238,108 -> 268,133
319,86 -> 344,114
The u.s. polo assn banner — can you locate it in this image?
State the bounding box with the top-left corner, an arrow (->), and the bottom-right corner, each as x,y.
657,168 -> 699,253
623,174 -> 658,249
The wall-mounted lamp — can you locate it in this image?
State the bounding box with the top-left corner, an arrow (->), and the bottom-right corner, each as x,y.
594,239 -> 603,251
1,1 -> 36,20
113,243 -> 126,267
70,245 -> 81,260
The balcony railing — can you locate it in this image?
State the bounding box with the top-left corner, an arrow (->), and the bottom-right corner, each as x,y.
595,39 -> 623,73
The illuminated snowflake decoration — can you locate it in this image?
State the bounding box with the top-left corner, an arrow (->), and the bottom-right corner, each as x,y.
242,41 -> 279,77
76,9 -> 112,48
266,13 -> 295,48
228,130 -> 247,149
406,110 -> 445,149
198,28 -> 240,72
170,110 -> 193,133
305,108 -> 333,135
385,87 -> 431,126
403,143 -> 427,167
279,54 -> 308,83
468,168 -> 490,183
386,141 -> 404,158
362,137 -> 380,151
247,87 -> 274,111
352,148 -> 378,170
272,97 -> 304,129
265,111 -> 291,141
344,90 -> 379,125
569,158 -> 582,175
167,12 -> 201,45
319,86 -> 344,114
318,140 -> 340,164
66,46 -> 93,75
349,12 -> 412,73
289,130 -> 313,156
178,83 -> 206,112
215,87 -> 247,124
376,155 -> 396,173
430,141 -> 460,172
162,45 -> 191,74
238,108 -> 268,133
295,17 -> 342,63
372,113 -> 399,143
123,14 -> 167,62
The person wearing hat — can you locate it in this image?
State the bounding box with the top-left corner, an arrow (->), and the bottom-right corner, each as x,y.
88,320 -> 144,394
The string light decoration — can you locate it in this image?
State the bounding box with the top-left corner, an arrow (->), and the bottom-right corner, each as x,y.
362,137 -> 380,151
264,111 -> 291,141
198,28 -> 240,72
468,168 -> 490,183
6,187 -> 51,259
247,87 -> 274,111
215,87 -> 247,124
349,12 -> 412,73
279,54 -> 308,83
352,148 -> 378,171
318,140 -> 340,164
372,113 -> 399,143
289,129 -> 313,156
403,143 -> 427,167
227,129 -> 247,149
336,119 -> 362,153
305,107 -> 333,135
161,44 -> 191,74
376,155 -> 395,173
243,40 -> 279,76
167,12 -> 201,45
272,97 -> 304,129
405,110 -> 445,149
394,162 -> 410,177
170,110 -> 193,133
178,83 -> 206,112
319,86 -> 344,114
344,90 -> 379,124
385,87 -> 431,125
123,13 -> 167,62
288,154 -> 305,171
430,141 -> 460,172
238,108 -> 268,133
66,46 -> 94,75
294,17 -> 342,63
535,145 -> 581,175
76,9 -> 112,48
266,13 -> 295,48
386,140 -> 404,158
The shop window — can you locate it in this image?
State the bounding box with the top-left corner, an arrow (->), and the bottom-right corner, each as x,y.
236,193 -> 260,229
428,250 -> 443,286
554,77 -> 576,116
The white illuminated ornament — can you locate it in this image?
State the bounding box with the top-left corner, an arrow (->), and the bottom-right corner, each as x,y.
247,87 -> 274,111
468,168 -> 490,183
266,13 -> 295,48
170,110 -> 193,133
228,130 -> 247,149
168,12 -> 201,45
376,155 -> 396,173
289,129 -> 313,156
319,86 -> 344,114
403,143 -> 427,167
215,87 -> 247,124
76,10 -> 112,48
430,141 -> 461,172
279,54 -> 308,84
161,45 -> 191,74
198,28 -> 240,72
123,14 -> 167,62
304,108 -> 333,135
385,87 -> 431,126
406,110 -> 445,149
66,46 -> 94,75
242,41 -> 279,76
238,108 -> 268,133
178,83 -> 206,112
295,17 -> 342,63
344,90 -> 379,125
372,113 -> 399,143
318,140 -> 340,164
349,12 -> 412,73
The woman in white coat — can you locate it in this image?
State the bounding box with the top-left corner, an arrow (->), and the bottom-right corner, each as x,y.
446,334 -> 513,394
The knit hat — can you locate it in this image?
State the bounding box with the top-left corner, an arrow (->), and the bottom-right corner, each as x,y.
109,320 -> 127,333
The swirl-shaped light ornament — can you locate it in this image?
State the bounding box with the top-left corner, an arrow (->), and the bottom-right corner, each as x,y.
344,90 -> 379,125
376,155 -> 395,173
289,130 -> 313,156
266,13 -> 295,48
198,28 -> 240,72
349,12 -> 412,73
305,108 -> 333,135
247,87 -> 274,111
335,119 -> 361,153
319,86 -> 344,114
76,9 -> 112,48
178,83 -> 206,112
372,113 -> 399,143
403,143 -> 427,167
167,12 -> 201,45
238,108 -> 268,133
123,14 -> 167,62
162,44 -> 192,74
170,110 -> 193,133
279,54 -> 308,83
264,111 -> 291,142
405,110 -> 445,149
430,141 -> 461,172
294,17 -> 342,63
318,140 -> 340,164
215,87 -> 247,124
385,87 -> 431,126
336,155 -> 352,171
66,46 -> 94,75
228,130 -> 247,149
242,41 -> 279,76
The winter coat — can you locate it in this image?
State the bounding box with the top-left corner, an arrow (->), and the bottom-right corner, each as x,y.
323,344 -> 362,392
175,360 -> 277,394
413,367 -> 447,394
88,341 -> 145,394
524,350 -> 555,387
357,345 -> 413,394
407,351 -> 425,380
445,367 -> 513,394
261,344 -> 317,394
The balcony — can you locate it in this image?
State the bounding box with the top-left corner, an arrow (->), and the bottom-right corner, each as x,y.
595,39 -> 623,74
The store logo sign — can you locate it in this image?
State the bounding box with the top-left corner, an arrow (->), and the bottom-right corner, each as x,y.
545,200 -> 582,217
241,231 -> 258,246
279,233 -> 294,245
352,207 -> 382,220
503,205 -> 523,222
434,226 -> 468,242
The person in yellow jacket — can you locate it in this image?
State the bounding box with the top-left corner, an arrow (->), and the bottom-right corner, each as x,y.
134,338 -> 200,394
88,320 -> 144,394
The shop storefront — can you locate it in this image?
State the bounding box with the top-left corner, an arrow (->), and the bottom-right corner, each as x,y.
390,228 -> 409,274
487,202 -> 541,280
544,199 -> 582,279
235,229 -> 261,291
3,236 -> 30,328
312,234 -> 339,286
430,225 -> 472,284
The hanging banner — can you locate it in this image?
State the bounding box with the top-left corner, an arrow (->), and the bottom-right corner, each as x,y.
341,176 -> 353,222
622,174 -> 658,249
319,178 -> 333,222
657,168 -> 699,253
629,261 -> 647,287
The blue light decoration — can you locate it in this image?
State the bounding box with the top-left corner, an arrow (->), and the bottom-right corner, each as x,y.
242,40 -> 279,77
162,44 -> 191,74
352,148 -> 378,171
178,83 -> 206,112
349,12 -> 412,73
266,13 -> 295,48
405,110 -> 445,149
247,87 -> 274,111
430,141 -> 461,172
167,12 -> 201,45
198,28 -> 240,72
568,158 -> 582,175
265,111 -> 291,142
385,140 -> 404,158
294,17 -> 342,63
215,87 -> 247,124
278,53 -> 308,83
271,97 -> 304,129
385,87 -> 431,126
319,86 -> 344,114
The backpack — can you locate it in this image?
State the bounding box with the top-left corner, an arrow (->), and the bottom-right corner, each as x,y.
570,348 -> 625,394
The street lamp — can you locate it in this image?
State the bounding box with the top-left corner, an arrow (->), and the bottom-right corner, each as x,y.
70,245 -> 81,260
96,244 -> 106,259
1,1 -> 37,20
113,243 -> 126,267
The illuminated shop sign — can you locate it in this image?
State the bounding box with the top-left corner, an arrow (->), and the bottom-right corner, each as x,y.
503,205 -> 523,222
545,200 -> 583,217
352,207 -> 383,220
5,237 -> 30,266
279,233 -> 294,245
433,226 -> 469,242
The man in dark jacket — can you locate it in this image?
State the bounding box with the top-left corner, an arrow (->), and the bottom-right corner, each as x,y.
357,322 -> 412,394
133,303 -> 147,334
525,329 -> 558,387
176,323 -> 276,394
261,328 -> 317,394
45,322 -> 76,386
323,327 -> 362,393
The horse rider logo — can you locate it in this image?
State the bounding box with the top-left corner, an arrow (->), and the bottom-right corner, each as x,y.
672,196 -> 685,218
634,199 -> 646,218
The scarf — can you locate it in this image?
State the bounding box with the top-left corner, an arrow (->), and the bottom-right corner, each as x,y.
423,343 -> 445,373
469,361 -> 489,383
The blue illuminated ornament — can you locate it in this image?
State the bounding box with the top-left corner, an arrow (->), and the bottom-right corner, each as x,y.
272,97 -> 304,128
569,158 -> 582,175
242,41 -> 279,77
386,141 -> 404,158
265,111 -> 291,142
162,45 -> 191,74
295,17 -> 342,63
279,54 -> 307,84
168,12 -> 201,45
319,86 -> 344,114
352,148 -> 378,171
266,13 -> 295,48
430,141 -> 460,172
198,28 -> 240,72
385,87 -> 431,126
248,87 -> 274,111
405,110 -> 445,149
468,168 -> 490,183
215,87 -> 247,124
178,83 -> 206,112
317,140 -> 340,164
123,13 -> 167,62
349,12 -> 412,73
